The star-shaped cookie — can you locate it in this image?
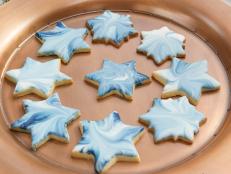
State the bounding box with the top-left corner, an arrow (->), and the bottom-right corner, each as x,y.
85,59 -> 150,100
5,57 -> 72,98
153,58 -> 220,105
87,10 -> 138,47
11,93 -> 80,150
137,26 -> 185,64
72,111 -> 144,174
36,21 -> 90,64
139,97 -> 205,143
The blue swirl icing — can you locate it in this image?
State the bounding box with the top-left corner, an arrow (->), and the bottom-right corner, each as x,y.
72,111 -> 144,173
137,26 -> 185,64
11,93 -> 80,150
5,57 -> 72,98
87,10 -> 137,47
36,21 -> 90,64
153,58 -> 220,105
139,96 -> 205,143
85,59 -> 150,100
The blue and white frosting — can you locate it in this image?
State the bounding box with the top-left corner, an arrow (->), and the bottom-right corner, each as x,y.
11,93 -> 80,150
72,111 -> 144,174
153,58 -> 220,105
137,26 -> 185,64
87,10 -> 137,47
0,0 -> 8,5
85,59 -> 150,100
36,21 -> 90,64
5,57 -> 72,98
139,97 -> 205,143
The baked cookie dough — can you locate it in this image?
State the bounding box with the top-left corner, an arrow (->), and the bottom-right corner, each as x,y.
5,57 -> 72,98
36,21 -> 90,64
137,26 -> 185,64
139,97 -> 206,143
153,58 -> 220,105
11,93 -> 80,151
72,111 -> 144,174
85,59 -> 150,100
87,10 -> 138,47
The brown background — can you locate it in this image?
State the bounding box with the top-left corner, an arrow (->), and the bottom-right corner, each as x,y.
0,1 -> 230,174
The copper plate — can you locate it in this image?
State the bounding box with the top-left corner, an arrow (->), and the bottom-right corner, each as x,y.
0,0 -> 231,174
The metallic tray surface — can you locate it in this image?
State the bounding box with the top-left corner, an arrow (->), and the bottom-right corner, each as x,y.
0,1 -> 230,174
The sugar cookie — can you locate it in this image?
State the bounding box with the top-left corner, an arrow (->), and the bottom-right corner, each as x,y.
72,111 -> 144,174
139,97 -> 205,143
85,59 -> 150,100
87,10 -> 138,47
11,93 -> 80,150
5,58 -> 72,98
153,58 -> 220,105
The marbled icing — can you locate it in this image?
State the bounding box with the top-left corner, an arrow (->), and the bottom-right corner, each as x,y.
5,57 -> 72,98
0,0 -> 8,5
153,58 -> 220,105
85,59 -> 150,100
72,111 -> 144,173
36,21 -> 90,64
139,97 -> 205,143
87,10 -> 137,47
137,26 -> 185,64
11,93 -> 80,150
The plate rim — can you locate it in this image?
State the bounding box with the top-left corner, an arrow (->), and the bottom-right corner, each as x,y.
0,1 -> 231,174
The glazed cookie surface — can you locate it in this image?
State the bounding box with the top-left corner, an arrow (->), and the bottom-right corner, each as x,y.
5,58 -> 72,98
87,10 -> 138,47
11,93 -> 80,150
153,58 -> 220,105
85,59 -> 150,100
137,26 -> 185,64
72,111 -> 144,174
36,21 -> 90,64
139,97 -> 206,143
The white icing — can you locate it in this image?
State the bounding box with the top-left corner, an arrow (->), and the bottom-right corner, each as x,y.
137,26 -> 185,64
5,57 -> 72,98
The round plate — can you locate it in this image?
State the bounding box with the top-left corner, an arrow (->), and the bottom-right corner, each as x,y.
0,1 -> 230,174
